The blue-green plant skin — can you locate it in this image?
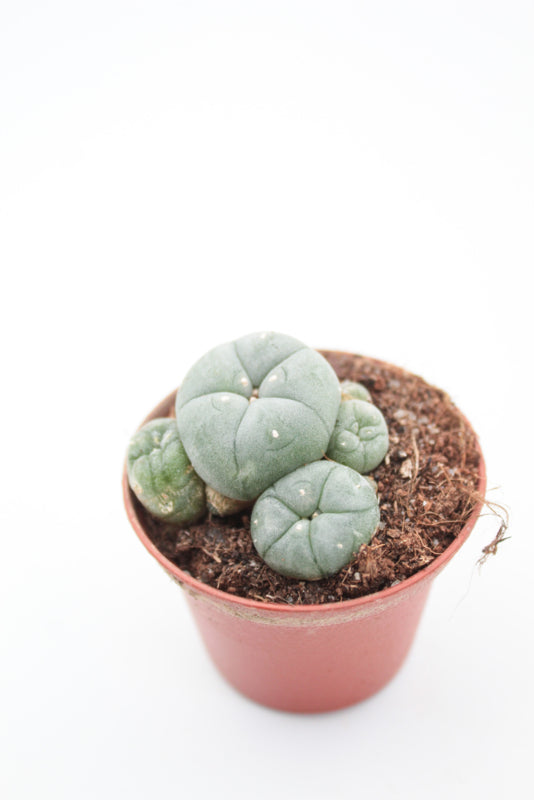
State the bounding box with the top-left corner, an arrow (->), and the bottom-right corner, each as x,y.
327,398 -> 389,474
251,461 -> 380,580
175,332 -> 341,501
340,380 -> 372,403
127,418 -> 206,525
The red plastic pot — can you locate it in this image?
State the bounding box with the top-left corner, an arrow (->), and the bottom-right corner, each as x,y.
123,384 -> 486,714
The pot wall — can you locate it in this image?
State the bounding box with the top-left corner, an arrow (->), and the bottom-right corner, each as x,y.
181,577 -> 433,712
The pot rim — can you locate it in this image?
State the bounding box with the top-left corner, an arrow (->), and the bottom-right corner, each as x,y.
123,360 -> 486,615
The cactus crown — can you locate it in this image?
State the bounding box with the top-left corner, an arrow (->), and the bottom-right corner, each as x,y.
127,332 -> 390,581
126,418 -> 205,524
175,332 -> 341,500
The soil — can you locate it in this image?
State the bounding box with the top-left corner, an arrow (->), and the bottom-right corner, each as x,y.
133,351 -> 482,605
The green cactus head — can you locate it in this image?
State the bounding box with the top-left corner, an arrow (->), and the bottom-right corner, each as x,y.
327,398 -> 389,474
340,380 -> 372,403
251,461 -> 380,580
175,332 -> 341,501
127,418 -> 206,525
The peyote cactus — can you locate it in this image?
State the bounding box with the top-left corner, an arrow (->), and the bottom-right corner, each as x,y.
175,332 -> 341,501
127,332 -> 390,582
326,398 -> 389,474
127,418 -> 206,525
251,461 -> 380,580
340,380 -> 372,403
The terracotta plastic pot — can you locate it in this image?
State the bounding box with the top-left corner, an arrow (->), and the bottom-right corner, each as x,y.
123,383 -> 486,714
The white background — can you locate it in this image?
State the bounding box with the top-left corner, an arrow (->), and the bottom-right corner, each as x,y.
1,2 -> 532,798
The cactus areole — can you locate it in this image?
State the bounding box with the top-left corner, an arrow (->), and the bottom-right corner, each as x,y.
127,331 -> 392,581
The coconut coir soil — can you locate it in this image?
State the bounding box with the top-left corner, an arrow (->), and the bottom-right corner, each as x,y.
135,352 -> 481,605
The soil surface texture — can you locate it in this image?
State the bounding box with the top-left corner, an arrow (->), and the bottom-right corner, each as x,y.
133,351 -> 481,605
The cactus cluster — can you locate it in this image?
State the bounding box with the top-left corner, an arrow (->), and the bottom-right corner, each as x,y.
127,332 -> 389,581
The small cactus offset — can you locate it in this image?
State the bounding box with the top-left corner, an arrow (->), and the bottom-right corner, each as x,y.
127,332 -> 391,581
127,418 -> 206,525
251,461 -> 380,580
327,398 -> 389,474
340,380 -> 372,403
205,486 -> 252,517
